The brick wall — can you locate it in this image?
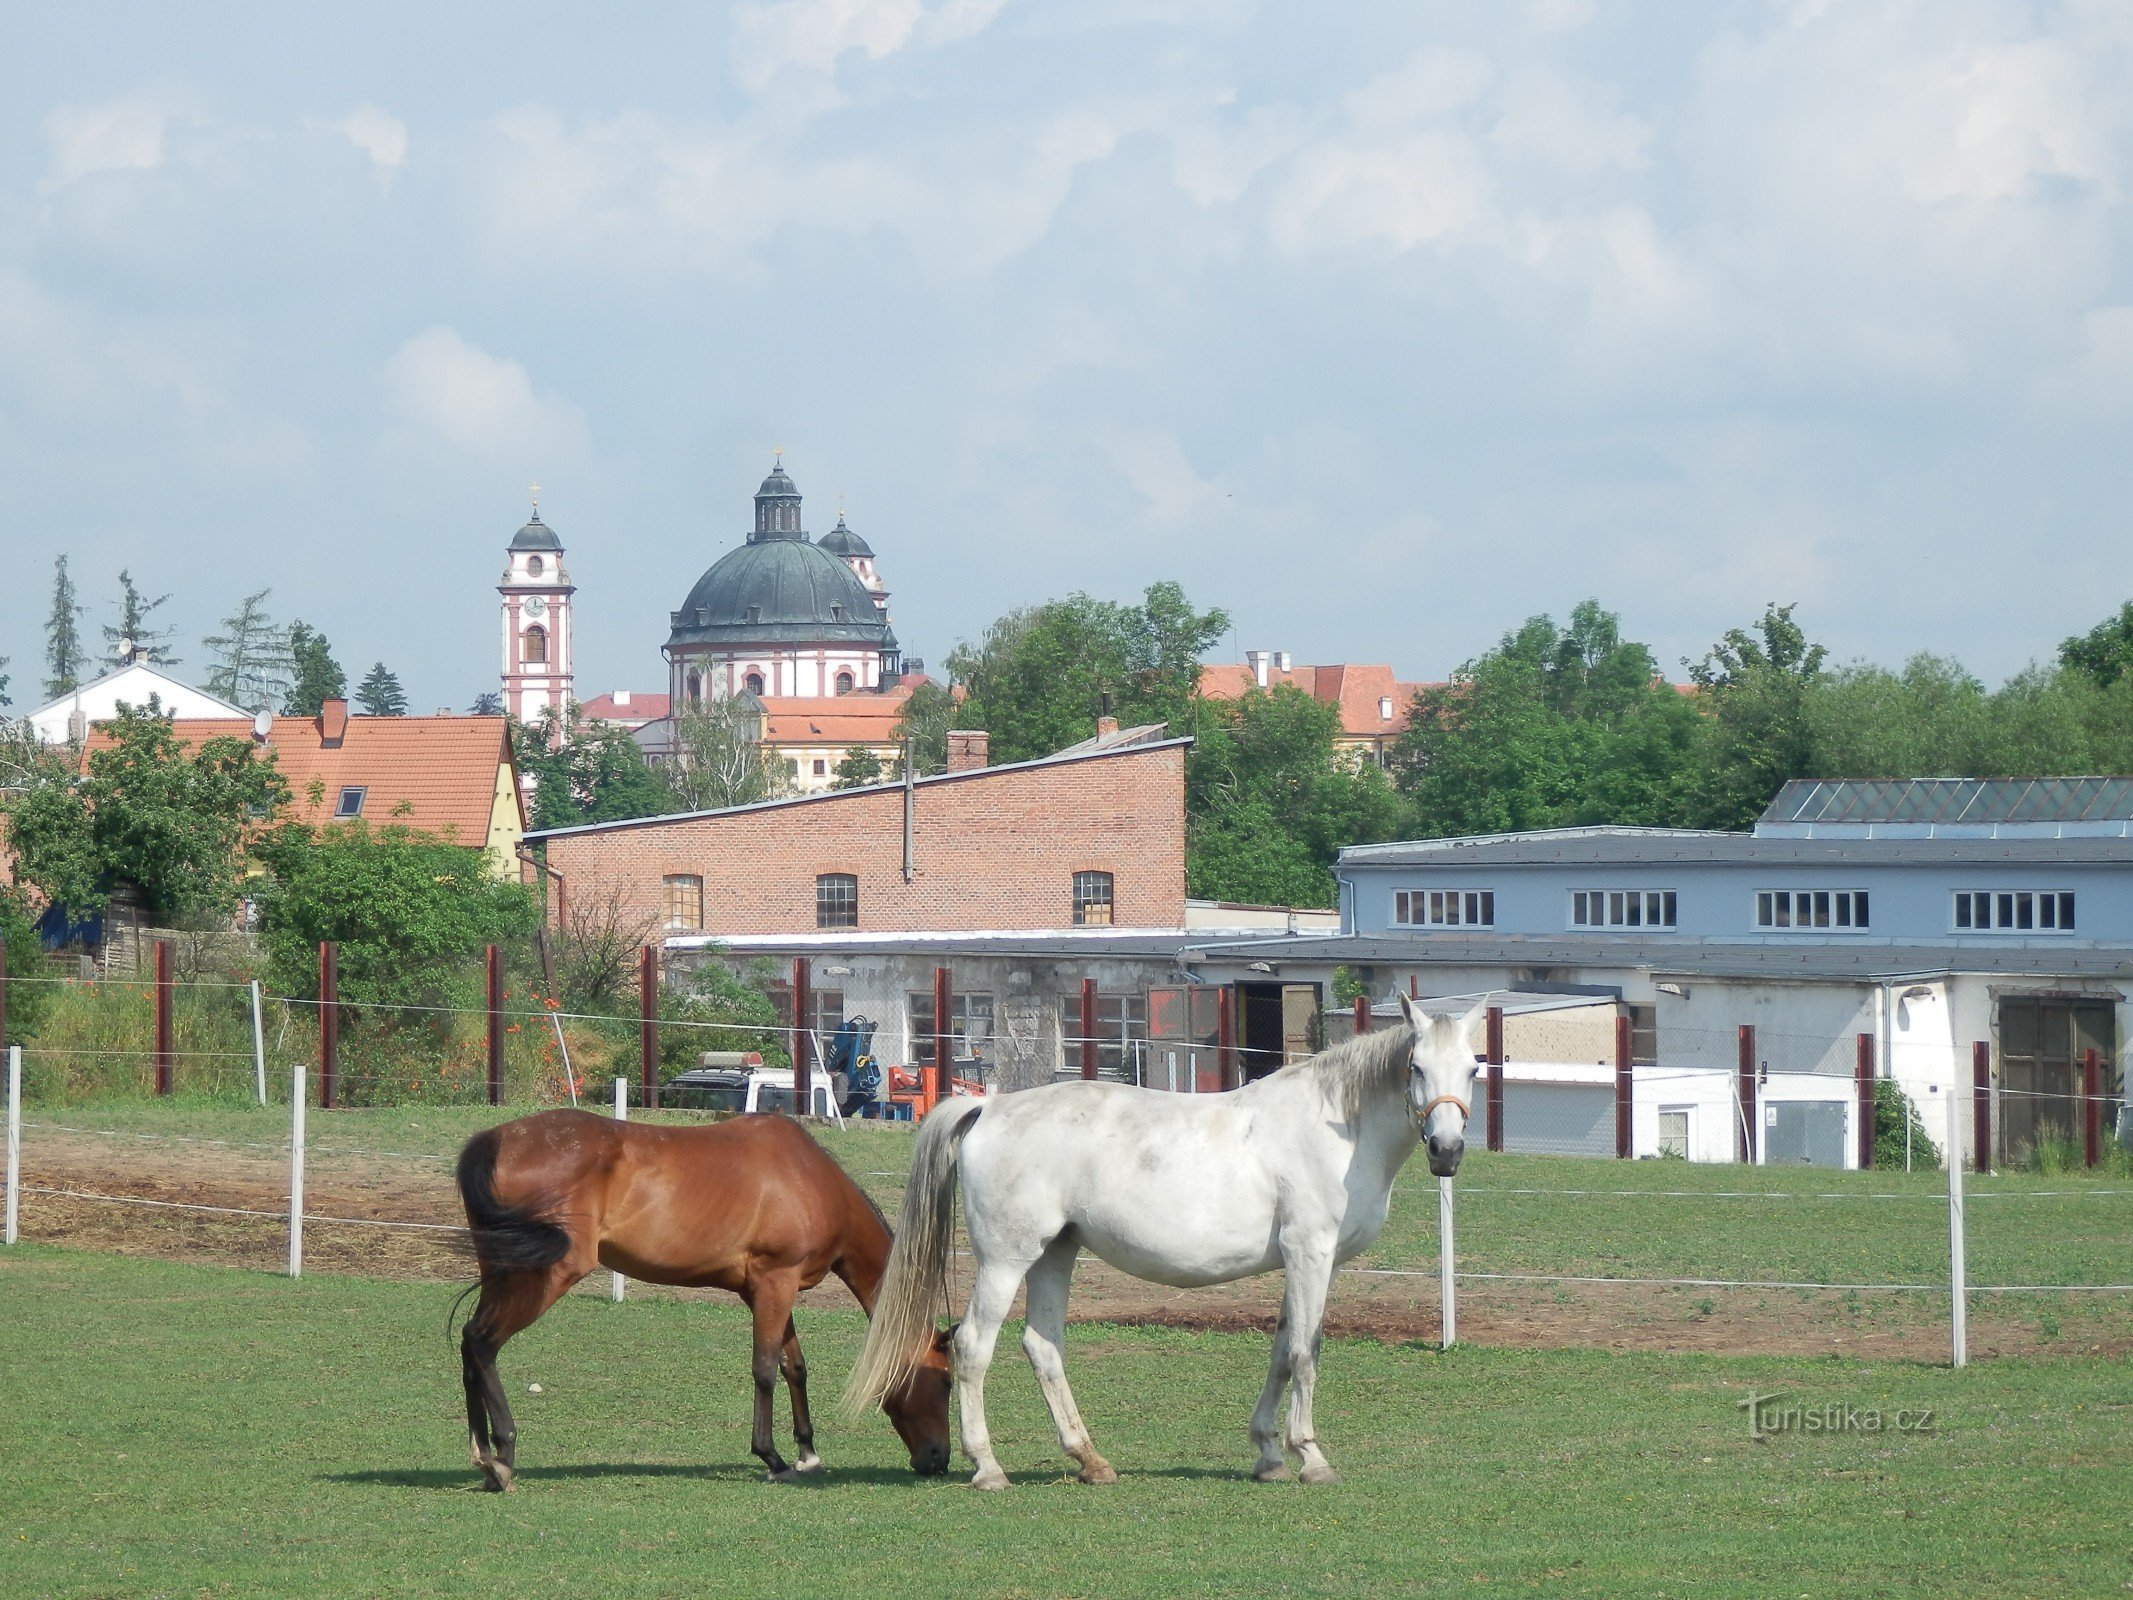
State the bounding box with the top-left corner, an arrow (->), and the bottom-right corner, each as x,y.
540,743 -> 1187,936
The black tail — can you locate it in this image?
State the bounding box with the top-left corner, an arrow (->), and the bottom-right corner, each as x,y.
455,1127 -> 572,1272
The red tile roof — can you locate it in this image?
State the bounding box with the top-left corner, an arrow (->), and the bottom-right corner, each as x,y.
1198,662 -> 1437,740
84,710 -> 519,845
756,685 -> 914,746
578,690 -> 671,726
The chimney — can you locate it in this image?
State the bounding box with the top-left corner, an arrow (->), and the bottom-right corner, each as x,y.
946,729 -> 990,773
1247,649 -> 1270,688
1096,716 -> 1119,739
1277,651 -> 1291,674
319,698 -> 349,748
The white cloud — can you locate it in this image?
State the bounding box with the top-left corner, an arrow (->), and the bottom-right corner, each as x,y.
1267,131 -> 1493,254
1096,427 -> 1226,528
42,96 -> 173,190
382,327 -> 587,465
729,0 -> 1006,90
328,106 -> 408,169
1489,67 -> 1649,174
2036,305 -> 2133,413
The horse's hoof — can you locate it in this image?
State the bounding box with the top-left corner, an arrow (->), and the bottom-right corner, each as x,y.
1253,1461 -> 1293,1482
1298,1462 -> 1342,1486
792,1454 -> 825,1475
1078,1459 -> 1118,1486
971,1467 -> 1011,1491
479,1460 -> 515,1493
769,1468 -> 806,1484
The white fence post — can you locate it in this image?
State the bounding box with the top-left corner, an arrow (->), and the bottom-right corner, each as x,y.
610,1076 -> 627,1302
5,1044 -> 21,1247
1946,1078 -> 1967,1369
288,1058 -> 307,1279
551,1012 -> 578,1107
1438,1175 -> 1457,1349
250,980 -> 267,1107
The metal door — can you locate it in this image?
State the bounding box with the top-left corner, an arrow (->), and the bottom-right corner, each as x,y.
1147,985 -> 1221,1093
1998,997 -> 2118,1162
1280,985 -> 1319,1068
1765,1101 -> 1846,1168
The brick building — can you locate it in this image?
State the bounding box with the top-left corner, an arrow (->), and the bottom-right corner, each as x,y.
527,727 -> 1187,939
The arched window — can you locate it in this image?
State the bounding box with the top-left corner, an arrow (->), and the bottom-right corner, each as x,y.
523,625 -> 548,664
745,671 -> 765,695
527,555 -> 545,577
834,670 -> 854,695
816,873 -> 858,929
1073,870 -> 1115,927
686,669 -> 703,705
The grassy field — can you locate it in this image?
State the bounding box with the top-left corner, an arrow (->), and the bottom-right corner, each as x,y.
2,1245 -> 2129,1598
26,1094 -> 2133,1294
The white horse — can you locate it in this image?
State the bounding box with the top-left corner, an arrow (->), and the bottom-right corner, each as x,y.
846,993 -> 1481,1488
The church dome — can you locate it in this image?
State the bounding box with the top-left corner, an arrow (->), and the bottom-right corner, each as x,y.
817,513 -> 874,559
668,540 -> 887,647
510,514 -> 562,551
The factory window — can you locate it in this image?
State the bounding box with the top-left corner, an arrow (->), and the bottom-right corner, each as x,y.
908,991 -> 996,1067
1093,991 -> 1149,1080
816,872 -> 858,929
1392,889 -> 1495,929
1755,889 -> 1870,931
1570,889 -> 1678,930
1953,890 -> 2075,933
662,874 -> 703,931
1073,870 -> 1115,927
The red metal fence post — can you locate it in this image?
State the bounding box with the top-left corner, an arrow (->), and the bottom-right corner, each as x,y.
485,944 -> 504,1107
1736,1024 -> 1756,1165
2082,1046 -> 2101,1169
1614,1013 -> 1633,1160
639,944 -> 659,1110
1079,978 -> 1098,1082
152,938 -> 174,1096
1217,987 -> 1236,1091
1353,995 -> 1369,1036
1855,1032 -> 1876,1170
1484,1005 -> 1505,1153
792,956 -> 813,1116
318,940 -> 338,1110
1972,1040 -> 1992,1174
932,965 -> 952,1107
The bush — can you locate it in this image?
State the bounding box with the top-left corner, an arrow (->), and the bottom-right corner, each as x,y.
0,887 -> 54,1042
1873,1080 -> 1940,1171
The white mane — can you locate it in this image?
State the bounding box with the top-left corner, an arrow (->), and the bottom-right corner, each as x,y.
1271,1023 -> 1416,1120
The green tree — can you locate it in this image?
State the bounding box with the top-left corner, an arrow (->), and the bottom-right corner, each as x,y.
664,698 -> 785,811
1187,686 -> 1408,907
514,706 -> 671,830
1688,602 -> 1829,829
0,885 -> 56,1037
468,691 -> 504,716
2059,600 -> 2133,689
946,581 -> 1229,763
44,554 -> 87,700
892,679 -> 955,776
203,589 -> 295,711
256,823 -> 536,1008
101,570 -> 179,668
1,704 -> 290,921
354,662 -> 408,717
831,747 -> 885,789
282,622 -> 348,717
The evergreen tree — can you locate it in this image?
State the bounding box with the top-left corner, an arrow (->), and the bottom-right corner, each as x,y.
43,554 -> 87,700
831,747 -> 885,789
468,691 -> 504,716
101,570 -> 179,668
282,622 -> 348,717
203,589 -> 295,711
355,662 -> 409,717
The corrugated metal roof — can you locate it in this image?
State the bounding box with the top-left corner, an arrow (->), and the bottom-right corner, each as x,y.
1337,827 -> 2133,867
1763,777 -> 2133,827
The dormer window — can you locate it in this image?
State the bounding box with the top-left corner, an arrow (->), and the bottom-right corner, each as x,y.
834,671 -> 854,694
1379,697 -> 1393,719
334,787 -> 367,819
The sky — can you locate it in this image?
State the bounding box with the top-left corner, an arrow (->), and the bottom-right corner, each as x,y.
2,0 -> 2130,713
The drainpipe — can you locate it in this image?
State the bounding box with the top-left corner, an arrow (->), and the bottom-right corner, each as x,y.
902,740 -> 915,883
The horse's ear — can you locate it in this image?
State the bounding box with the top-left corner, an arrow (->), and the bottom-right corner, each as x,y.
1456,1000 -> 1489,1057
1396,991 -> 1422,1032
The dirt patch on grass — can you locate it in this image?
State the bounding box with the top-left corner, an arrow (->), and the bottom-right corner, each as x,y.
16,1129 -> 2125,1362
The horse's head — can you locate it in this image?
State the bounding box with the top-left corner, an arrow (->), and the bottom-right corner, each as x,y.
1397,994 -> 1484,1177
879,1323 -> 955,1475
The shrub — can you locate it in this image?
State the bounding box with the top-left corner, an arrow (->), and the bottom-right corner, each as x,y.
1873,1080 -> 1940,1171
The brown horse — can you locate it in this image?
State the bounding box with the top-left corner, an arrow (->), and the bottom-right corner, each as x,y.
454,1108 -> 953,1490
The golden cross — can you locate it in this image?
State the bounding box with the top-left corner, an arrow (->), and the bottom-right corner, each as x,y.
773,445 -> 783,464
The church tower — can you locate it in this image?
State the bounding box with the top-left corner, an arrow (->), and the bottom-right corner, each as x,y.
499,493 -> 575,726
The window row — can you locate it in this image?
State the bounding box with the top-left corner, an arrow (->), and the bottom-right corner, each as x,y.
1757,889 -> 1869,930
758,986 -> 1150,1079
1955,890 -> 2076,932
1571,889 -> 1678,929
1392,890 -> 1495,929
660,870 -> 1117,932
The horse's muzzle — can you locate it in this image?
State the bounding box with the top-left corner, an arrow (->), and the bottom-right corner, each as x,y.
911,1443 -> 951,1476
1426,1134 -> 1465,1177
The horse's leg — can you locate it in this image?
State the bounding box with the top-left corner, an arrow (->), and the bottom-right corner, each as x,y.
777,1315 -> 822,1475
1020,1236 -> 1112,1485
1248,1306 -> 1296,1481
954,1253 -> 1033,1492
746,1273 -> 805,1481
463,1264 -> 580,1492
1276,1245 -> 1341,1486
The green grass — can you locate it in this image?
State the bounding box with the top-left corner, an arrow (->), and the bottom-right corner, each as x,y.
2,1246 -> 2128,1598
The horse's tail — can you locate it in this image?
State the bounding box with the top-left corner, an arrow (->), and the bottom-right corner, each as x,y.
842,1096 -> 984,1415
455,1126 -> 571,1273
